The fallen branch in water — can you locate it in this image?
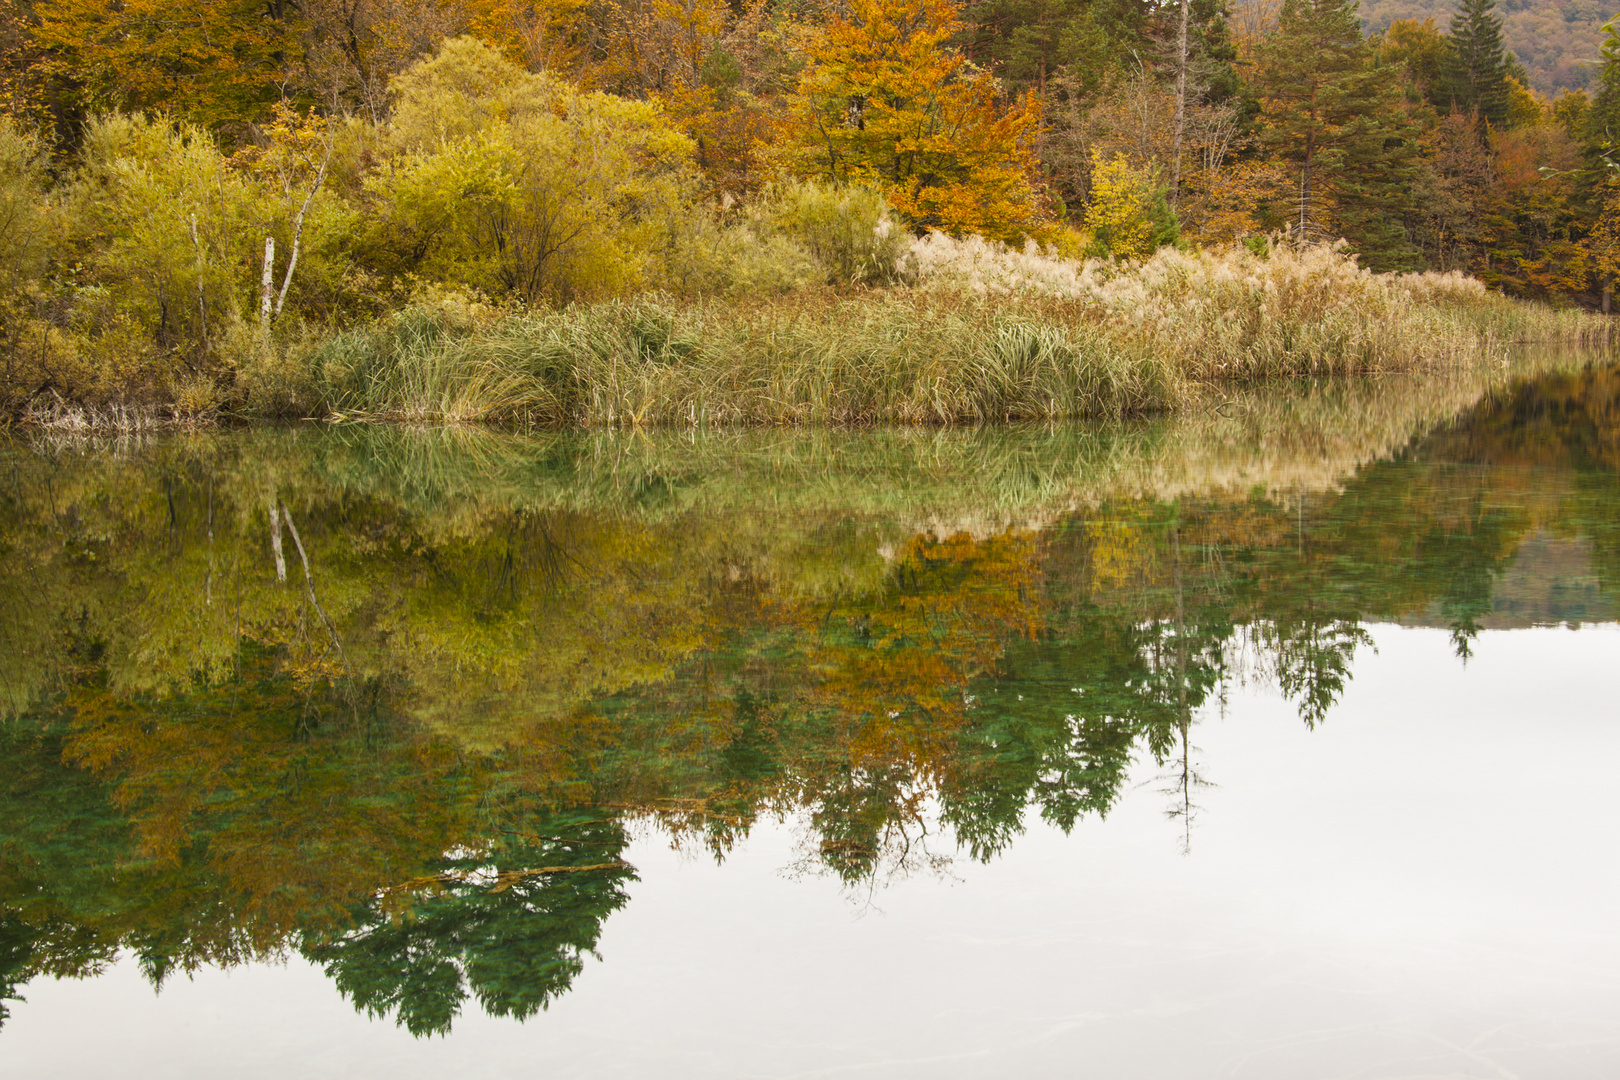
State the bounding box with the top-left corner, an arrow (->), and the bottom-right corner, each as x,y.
382,860 -> 632,899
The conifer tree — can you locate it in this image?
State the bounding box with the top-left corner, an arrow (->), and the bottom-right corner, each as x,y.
1255,0 -> 1421,268
1445,0 -> 1511,129
1585,15 -> 1620,169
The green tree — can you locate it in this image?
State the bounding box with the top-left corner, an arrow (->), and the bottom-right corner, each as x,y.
1444,0 -> 1512,130
304,820 -> 634,1036
1255,0 -> 1421,269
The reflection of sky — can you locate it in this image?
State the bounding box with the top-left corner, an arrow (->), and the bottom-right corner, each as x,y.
9,625 -> 1620,1079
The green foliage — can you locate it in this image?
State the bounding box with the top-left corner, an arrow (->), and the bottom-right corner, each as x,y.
306,820 -> 635,1036
1081,151 -> 1180,259
1256,0 -> 1423,269
1445,0 -> 1513,127
1358,0 -> 1602,96
754,180 -> 911,286
361,37 -> 703,305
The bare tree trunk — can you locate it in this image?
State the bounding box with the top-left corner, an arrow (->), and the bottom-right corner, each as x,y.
268,498 -> 287,583
274,125 -> 335,320
259,236 -> 275,328
281,502 -> 357,691
1298,162 -> 1311,237
1170,0 -> 1191,208
187,213 -> 208,347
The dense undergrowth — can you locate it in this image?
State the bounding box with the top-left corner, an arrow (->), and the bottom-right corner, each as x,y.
242,240 -> 1610,427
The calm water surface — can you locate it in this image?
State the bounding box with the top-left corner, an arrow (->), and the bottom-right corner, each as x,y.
2,361 -> 1619,1078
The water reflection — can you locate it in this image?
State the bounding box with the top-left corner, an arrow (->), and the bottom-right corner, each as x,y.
1,362 -> 1616,1035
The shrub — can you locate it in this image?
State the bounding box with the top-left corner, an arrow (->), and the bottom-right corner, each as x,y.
755,180 -> 911,286
56,114 -> 262,403
360,37 -> 703,305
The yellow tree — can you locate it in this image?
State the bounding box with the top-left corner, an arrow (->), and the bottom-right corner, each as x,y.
462,0 -> 594,73
1082,150 -> 1179,259
790,0 -> 1048,242
31,0 -> 301,129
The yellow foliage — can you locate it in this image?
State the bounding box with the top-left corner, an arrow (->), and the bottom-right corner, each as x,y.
790,0 -> 1050,243
364,37 -> 702,303
1081,151 -> 1175,259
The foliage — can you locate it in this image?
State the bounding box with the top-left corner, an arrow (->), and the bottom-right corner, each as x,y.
3,0 -> 1620,418
1081,151 -> 1180,259
789,0 -> 1050,243
361,37 -> 702,304
1255,0 -> 1423,268
1444,0 -> 1512,126
754,180 -> 911,286
31,0 -> 300,132
0,118 -> 48,405
55,114 -> 261,404
1358,0 -> 1603,96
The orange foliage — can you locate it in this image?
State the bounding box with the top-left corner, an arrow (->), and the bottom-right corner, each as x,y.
31,0 -> 299,128
791,0 -> 1050,242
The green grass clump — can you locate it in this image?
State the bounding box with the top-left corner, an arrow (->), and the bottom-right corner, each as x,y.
308,293 -> 1176,425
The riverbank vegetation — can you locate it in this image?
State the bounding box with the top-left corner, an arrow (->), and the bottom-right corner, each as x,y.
2,0 -> 1619,424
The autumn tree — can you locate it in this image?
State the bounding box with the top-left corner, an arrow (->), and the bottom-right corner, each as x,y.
1377,17 -> 1448,106
1083,150 -> 1179,258
0,118 -> 47,403
361,37 -> 701,303
31,0 -> 304,132
791,0 -> 1049,242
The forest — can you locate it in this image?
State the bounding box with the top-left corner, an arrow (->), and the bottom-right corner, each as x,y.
0,0 -> 1618,417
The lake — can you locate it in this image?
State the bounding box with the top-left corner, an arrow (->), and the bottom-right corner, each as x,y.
2,356 -> 1618,1078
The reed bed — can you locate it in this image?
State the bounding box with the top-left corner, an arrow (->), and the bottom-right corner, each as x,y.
292,240 -> 1610,427
309,292 -> 1176,425
910,235 -> 1607,380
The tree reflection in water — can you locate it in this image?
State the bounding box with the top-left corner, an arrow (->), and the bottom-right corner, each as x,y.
1,363 -> 1616,1033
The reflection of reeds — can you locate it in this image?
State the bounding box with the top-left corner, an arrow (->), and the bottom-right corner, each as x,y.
34,344 -> 1594,537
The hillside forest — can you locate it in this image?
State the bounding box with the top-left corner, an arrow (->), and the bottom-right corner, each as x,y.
3,0 -> 1620,413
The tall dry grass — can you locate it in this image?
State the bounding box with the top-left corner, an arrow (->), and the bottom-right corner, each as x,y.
909,234 -> 1607,379
276,237 -> 1614,427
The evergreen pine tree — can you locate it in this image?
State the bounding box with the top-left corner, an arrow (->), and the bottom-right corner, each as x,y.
1255,0 -> 1421,269
1584,16 -> 1620,169
1445,0 -> 1511,129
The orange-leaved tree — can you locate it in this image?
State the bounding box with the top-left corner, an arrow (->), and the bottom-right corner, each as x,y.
790,0 -> 1048,243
